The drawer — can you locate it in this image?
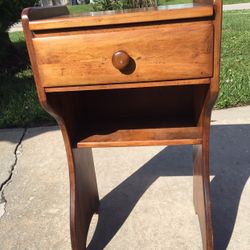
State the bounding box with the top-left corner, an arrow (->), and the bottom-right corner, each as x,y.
33,21 -> 213,87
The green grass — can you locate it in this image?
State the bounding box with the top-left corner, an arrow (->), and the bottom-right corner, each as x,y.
67,0 -> 250,10
223,0 -> 250,4
67,4 -> 94,13
0,33 -> 54,128
0,70 -> 54,128
67,0 -> 250,12
159,0 -> 250,5
159,0 -> 191,5
0,9 -> 249,128
67,0 -> 250,14
216,10 -> 250,108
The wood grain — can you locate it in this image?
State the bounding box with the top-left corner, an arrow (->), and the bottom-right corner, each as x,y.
77,126 -> 202,148
193,142 -> 213,250
71,148 -> 99,249
44,78 -> 210,93
21,1 -> 222,249
33,21 -> 213,87
28,3 -> 213,30
22,8 -> 98,250
192,1 -> 223,249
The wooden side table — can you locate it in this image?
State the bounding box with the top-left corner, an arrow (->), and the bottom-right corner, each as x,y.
22,1 -> 222,249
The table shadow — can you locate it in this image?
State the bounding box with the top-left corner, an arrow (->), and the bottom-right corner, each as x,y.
87,124 -> 250,250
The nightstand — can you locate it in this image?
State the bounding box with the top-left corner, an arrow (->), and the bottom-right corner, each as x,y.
22,1 -> 222,249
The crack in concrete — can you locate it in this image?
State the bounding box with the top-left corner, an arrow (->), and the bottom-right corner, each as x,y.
0,128 -> 27,218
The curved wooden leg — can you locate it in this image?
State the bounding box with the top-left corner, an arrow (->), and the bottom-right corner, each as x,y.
49,94 -> 100,250
70,148 -> 99,250
193,143 -> 214,250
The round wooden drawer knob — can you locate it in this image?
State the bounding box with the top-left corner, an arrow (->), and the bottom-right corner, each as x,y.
112,50 -> 130,71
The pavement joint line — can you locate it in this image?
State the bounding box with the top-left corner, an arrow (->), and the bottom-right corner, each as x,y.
0,128 -> 27,218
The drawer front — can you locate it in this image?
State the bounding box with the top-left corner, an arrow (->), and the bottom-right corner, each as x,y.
33,21 -> 213,87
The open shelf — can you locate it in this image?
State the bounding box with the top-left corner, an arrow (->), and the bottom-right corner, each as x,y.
47,84 -> 208,148
77,124 -> 202,148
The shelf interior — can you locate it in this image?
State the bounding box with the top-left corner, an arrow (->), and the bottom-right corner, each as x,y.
47,84 -> 208,147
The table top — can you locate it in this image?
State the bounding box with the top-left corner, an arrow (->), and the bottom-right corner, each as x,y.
25,3 -> 213,30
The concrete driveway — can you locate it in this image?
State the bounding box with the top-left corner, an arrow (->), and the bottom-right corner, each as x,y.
0,106 -> 250,249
